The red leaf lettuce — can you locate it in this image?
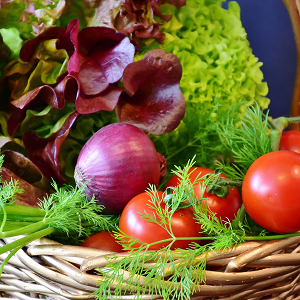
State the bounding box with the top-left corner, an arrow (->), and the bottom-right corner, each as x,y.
86,0 -> 186,45
117,49 -> 185,135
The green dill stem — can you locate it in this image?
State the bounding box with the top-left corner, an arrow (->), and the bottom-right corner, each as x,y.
6,216 -> 46,222
2,221 -> 39,232
139,232 -> 300,249
3,205 -> 45,218
0,227 -> 55,255
0,204 -> 7,233
243,232 -> 300,241
0,220 -> 51,238
138,236 -> 215,250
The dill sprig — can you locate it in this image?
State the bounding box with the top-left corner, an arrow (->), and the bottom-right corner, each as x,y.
0,174 -> 118,270
216,103 -> 271,180
40,181 -> 113,236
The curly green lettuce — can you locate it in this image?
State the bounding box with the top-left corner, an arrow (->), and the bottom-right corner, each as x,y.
134,0 -> 270,183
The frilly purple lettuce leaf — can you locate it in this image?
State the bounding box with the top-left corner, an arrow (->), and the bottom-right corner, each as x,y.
7,84 -> 66,136
22,111 -> 79,183
4,22 -> 74,135
86,0 -> 185,45
13,102 -> 75,138
70,80 -> 124,114
116,49 -> 186,135
1,150 -> 53,207
20,0 -> 66,36
0,136 -> 27,156
20,26 -> 66,62
3,27 -> 70,102
65,18 -> 135,113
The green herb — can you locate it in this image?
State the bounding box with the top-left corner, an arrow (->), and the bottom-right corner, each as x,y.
215,103 -> 271,181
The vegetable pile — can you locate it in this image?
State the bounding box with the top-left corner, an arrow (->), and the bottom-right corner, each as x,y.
0,0 -> 269,199
1,0 -> 300,300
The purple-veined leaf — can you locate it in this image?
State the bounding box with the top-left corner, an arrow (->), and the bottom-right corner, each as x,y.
116,49 -> 186,135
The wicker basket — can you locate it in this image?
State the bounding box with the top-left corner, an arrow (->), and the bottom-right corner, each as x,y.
2,235 -> 300,299
1,1 -> 300,299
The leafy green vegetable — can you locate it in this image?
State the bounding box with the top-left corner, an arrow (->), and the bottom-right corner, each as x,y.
0,1 -> 33,40
0,28 -> 23,59
135,0 -> 270,183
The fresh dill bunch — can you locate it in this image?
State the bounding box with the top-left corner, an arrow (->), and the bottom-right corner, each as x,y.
163,155 -> 205,209
0,178 -> 118,267
216,103 -> 271,180
39,180 -> 115,236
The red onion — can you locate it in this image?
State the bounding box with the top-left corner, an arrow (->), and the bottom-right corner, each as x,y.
74,123 -> 166,214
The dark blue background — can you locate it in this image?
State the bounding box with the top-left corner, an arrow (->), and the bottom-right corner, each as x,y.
224,0 -> 298,118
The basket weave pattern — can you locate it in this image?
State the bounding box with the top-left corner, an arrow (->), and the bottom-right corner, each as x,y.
2,236 -> 300,299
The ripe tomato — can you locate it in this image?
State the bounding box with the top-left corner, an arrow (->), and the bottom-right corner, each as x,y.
242,150 -> 300,234
164,167 -> 242,222
118,191 -> 202,250
279,130 -> 300,153
80,231 -> 124,252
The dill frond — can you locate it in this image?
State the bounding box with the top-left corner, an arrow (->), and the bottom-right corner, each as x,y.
216,103 -> 271,180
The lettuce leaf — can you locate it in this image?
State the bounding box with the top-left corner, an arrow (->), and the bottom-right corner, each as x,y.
0,1 -> 33,40
86,0 -> 186,46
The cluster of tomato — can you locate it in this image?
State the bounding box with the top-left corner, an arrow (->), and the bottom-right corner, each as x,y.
81,130 -> 300,253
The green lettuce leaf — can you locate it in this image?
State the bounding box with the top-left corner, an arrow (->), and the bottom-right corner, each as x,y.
0,0 -> 87,39
17,102 -> 76,138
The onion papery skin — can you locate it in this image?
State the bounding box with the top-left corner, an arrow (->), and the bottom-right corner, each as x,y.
74,123 -> 163,214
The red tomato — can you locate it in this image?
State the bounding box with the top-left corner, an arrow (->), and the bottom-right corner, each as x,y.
242,151 -> 300,234
279,130 -> 300,153
80,231 -> 124,252
118,191 -> 202,250
164,167 -> 242,222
